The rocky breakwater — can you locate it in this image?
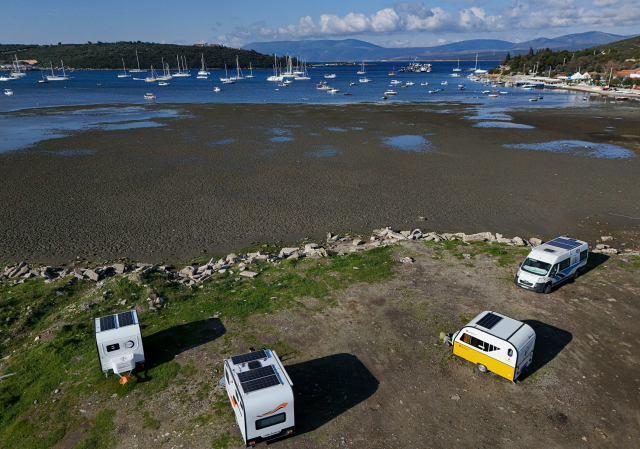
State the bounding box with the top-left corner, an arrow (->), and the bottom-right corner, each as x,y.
1,229 -> 635,290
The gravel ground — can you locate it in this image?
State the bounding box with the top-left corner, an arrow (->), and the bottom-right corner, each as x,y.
61,240 -> 639,449
0,103 -> 638,265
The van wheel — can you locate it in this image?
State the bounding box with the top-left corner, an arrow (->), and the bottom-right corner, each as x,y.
476,363 -> 488,374
542,283 -> 552,294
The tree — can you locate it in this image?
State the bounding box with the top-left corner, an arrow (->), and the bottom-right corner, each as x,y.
528,47 -> 534,57
504,52 -> 511,63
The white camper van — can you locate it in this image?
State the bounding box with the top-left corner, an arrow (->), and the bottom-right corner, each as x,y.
515,237 -> 588,294
223,349 -> 294,446
94,311 -> 145,378
446,311 -> 536,382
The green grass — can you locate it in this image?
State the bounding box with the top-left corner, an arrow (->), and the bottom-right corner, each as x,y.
211,431 -> 242,449
0,246 -> 395,447
72,409 -> 115,449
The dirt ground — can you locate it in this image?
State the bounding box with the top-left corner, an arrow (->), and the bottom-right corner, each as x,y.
70,240 -> 640,449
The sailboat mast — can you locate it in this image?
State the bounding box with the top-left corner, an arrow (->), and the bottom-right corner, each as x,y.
136,50 -> 141,70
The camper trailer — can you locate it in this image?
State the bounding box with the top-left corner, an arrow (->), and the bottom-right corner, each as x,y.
515,237 -> 588,293
223,349 -> 294,446
446,311 -> 536,382
94,311 -> 145,378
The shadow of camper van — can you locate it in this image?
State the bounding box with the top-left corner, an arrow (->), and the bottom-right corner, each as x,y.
286,353 -> 379,436
133,318 -> 226,385
519,320 -> 572,381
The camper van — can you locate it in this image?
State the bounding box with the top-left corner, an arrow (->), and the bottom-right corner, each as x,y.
94,311 -> 145,378
446,311 -> 536,382
223,349 -> 294,446
515,237 -> 588,293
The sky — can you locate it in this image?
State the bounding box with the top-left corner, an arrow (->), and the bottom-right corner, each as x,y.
3,0 -> 639,48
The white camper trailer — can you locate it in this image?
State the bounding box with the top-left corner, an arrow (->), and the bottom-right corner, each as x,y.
515,237 -> 588,293
446,311 -> 536,382
223,349 -> 294,446
94,311 -> 145,379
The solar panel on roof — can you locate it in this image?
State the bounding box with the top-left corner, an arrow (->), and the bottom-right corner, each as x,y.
238,365 -> 275,382
231,349 -> 267,365
241,375 -> 281,393
117,311 -> 134,327
99,315 -> 116,332
546,238 -> 581,250
476,312 -> 503,330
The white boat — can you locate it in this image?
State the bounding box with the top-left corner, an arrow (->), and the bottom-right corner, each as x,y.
283,79 -> 293,84
267,55 -> 283,81
429,89 -> 438,94
145,66 -> 159,82
246,63 -> 255,78
129,50 -> 147,73
173,55 -> 191,77
213,86 -> 221,92
450,73 -> 461,77
441,81 -> 448,85
230,55 -> 245,80
281,56 -> 295,79
327,88 -> 339,93
453,58 -> 462,72
158,81 -> 169,86
144,93 -> 156,100
157,59 -> 174,81
37,70 -> 48,83
277,82 -> 289,87
198,54 -> 210,76
316,84 -> 331,91
117,58 -> 131,78
390,80 -> 401,85
10,56 -> 26,78
357,60 -> 366,75
197,75 -> 207,79
384,90 -> 397,95
359,77 -> 372,83
4,88 -> 14,96
46,61 -> 70,81
324,74 -> 336,79
293,60 -> 310,80
388,65 -> 396,76
420,82 -> 429,86
473,54 -> 487,74
220,64 -> 234,83
481,90 -> 490,93
406,81 -> 414,86
349,82 -> 356,86
458,85 -> 466,90
0,75 -> 12,81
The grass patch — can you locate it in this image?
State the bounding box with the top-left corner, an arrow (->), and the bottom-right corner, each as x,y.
72,409 -> 115,449
596,265 -> 607,270
211,431 -> 242,449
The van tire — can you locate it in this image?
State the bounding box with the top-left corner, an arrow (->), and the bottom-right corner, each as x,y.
476,363 -> 488,374
542,283 -> 552,294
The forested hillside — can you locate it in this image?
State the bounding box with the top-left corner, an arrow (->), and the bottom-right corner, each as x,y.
490,35 -> 640,76
0,41 -> 293,70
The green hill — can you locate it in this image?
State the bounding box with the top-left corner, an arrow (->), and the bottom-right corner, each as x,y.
0,41 -> 294,70
491,34 -> 640,77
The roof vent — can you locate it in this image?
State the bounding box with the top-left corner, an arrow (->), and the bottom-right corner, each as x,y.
248,361 -> 261,370
544,248 -> 556,253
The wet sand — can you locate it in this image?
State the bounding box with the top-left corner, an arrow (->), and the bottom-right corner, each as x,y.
1,102 -> 639,263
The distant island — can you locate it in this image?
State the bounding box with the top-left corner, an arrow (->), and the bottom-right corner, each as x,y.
0,41 -> 296,70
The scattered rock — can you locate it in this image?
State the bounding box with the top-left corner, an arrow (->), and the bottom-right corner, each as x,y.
462,254 -> 471,259
399,257 -> 414,263
240,271 -> 258,278
601,236 -> 614,241
529,238 -> 543,246
450,394 -> 461,401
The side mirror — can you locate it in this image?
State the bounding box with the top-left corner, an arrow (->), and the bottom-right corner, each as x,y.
519,262 -> 523,268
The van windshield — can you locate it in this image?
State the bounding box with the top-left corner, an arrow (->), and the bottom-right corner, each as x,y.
521,258 -> 552,276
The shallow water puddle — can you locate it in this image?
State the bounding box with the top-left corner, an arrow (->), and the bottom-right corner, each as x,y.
270,136 -> 294,142
474,122 -> 534,129
383,135 -> 433,153
309,146 -> 341,157
326,127 -> 348,132
209,138 -> 236,146
503,140 -> 635,159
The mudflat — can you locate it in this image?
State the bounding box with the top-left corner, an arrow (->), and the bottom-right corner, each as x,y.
0,102 -> 638,263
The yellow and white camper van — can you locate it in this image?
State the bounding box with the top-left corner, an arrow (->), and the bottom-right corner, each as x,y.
445,311 -> 536,382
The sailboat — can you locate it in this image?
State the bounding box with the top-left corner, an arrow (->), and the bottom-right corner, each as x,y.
157,59 -> 173,81
220,64 -> 234,84
294,60 -> 310,80
130,50 -> 147,73
197,54 -> 210,77
118,58 -> 131,78
453,58 -> 461,72
37,69 -> 49,83
145,65 -> 159,82
357,60 -> 366,75
474,54 -> 487,74
46,61 -> 70,81
388,65 -> 396,76
246,62 -> 255,78
10,56 -> 26,78
281,56 -> 295,79
267,55 -> 283,81
230,55 -> 245,80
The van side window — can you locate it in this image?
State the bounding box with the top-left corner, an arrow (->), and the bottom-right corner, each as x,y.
256,412 -> 286,430
580,250 -> 587,261
461,334 -> 498,352
559,258 -> 570,271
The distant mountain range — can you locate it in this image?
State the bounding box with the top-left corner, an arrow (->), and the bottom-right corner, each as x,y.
243,32 -> 636,62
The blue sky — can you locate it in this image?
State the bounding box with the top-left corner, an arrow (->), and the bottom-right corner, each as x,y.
3,1 -> 639,47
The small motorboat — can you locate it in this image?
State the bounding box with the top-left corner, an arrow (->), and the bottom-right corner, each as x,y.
492,90 -> 500,93
144,93 -> 156,100
421,82 -> 429,86
488,94 -> 498,97
4,88 -> 14,96
349,82 -> 356,86
482,90 -> 490,94
429,90 -> 438,94
538,96 -> 544,100
384,90 -> 397,95
158,82 -> 169,86
382,95 -> 387,99
459,85 -> 466,90
196,75 -> 207,79
441,81 -> 448,85
324,74 -> 336,79
343,92 -> 352,95
359,77 -> 372,83
405,81 -> 414,85
529,98 -> 537,101
500,91 -> 508,94
214,87 -> 221,92
327,88 -> 339,93
390,80 -> 401,84
316,84 -> 331,91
